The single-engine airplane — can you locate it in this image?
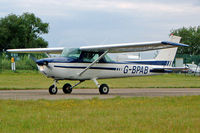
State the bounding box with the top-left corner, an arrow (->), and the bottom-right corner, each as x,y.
7,35 -> 188,95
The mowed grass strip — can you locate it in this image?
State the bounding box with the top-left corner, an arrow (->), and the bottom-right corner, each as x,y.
0,71 -> 200,89
0,96 -> 200,133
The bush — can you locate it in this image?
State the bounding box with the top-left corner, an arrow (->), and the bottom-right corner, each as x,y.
16,56 -> 38,70
2,57 -> 10,70
0,53 -> 46,71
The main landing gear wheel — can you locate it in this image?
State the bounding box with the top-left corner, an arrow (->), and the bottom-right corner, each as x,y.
49,85 -> 58,95
99,84 -> 109,94
62,83 -> 72,94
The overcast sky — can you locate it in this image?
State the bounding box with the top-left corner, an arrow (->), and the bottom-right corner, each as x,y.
0,0 -> 200,49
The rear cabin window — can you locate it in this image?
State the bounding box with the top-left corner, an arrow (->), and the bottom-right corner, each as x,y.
80,52 -> 100,63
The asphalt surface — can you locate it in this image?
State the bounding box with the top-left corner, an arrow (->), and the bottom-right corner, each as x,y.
0,88 -> 200,100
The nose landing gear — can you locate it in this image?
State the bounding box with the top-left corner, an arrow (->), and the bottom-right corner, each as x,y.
49,80 -> 58,95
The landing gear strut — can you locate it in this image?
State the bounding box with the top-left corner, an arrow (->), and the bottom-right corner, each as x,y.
92,79 -> 109,94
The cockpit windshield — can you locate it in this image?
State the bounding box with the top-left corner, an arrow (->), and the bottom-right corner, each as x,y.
61,48 -> 81,59
61,48 -> 114,63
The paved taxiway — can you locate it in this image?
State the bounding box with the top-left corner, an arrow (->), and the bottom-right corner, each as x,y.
0,88 -> 200,100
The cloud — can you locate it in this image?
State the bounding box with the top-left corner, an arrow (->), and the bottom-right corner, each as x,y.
1,0 -> 200,18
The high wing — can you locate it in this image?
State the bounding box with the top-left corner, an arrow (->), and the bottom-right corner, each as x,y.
6,47 -> 64,54
7,40 -> 188,54
80,41 -> 188,53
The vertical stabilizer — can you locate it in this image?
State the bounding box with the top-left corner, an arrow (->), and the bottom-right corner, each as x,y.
155,35 -> 181,66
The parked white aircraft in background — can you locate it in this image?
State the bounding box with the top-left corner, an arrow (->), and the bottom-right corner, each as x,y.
185,63 -> 200,73
7,35 -> 188,95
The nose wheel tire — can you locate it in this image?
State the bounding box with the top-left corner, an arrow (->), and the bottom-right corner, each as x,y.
99,84 -> 109,94
49,85 -> 58,95
63,83 -> 72,94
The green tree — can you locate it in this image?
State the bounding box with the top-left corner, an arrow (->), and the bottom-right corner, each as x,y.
0,13 -> 49,51
171,26 -> 200,55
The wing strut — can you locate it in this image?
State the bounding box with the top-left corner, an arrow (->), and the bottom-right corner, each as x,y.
79,50 -> 109,76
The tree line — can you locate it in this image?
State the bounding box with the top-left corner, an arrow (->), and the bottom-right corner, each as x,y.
171,26 -> 200,55
0,12 -> 49,51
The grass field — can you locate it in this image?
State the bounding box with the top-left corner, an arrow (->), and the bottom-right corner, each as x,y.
0,71 -> 200,132
0,96 -> 199,133
0,70 -> 200,89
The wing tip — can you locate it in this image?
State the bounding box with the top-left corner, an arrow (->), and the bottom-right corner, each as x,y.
162,41 -> 189,47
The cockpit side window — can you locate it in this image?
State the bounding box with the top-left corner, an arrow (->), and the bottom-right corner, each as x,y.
79,51 -> 114,63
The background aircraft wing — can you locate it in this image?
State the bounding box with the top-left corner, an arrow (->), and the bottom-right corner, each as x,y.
80,41 -> 188,53
6,47 -> 64,54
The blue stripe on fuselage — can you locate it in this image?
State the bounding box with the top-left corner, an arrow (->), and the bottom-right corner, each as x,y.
126,61 -> 169,66
52,60 -> 170,66
54,65 -> 117,70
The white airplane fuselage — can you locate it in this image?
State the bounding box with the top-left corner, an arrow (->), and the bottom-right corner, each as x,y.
37,61 -> 167,80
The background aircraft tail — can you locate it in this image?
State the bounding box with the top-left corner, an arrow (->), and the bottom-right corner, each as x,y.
155,35 -> 181,66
